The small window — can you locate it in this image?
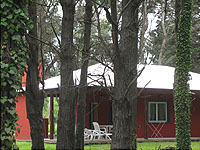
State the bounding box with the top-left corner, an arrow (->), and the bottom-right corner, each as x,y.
148,102 -> 167,123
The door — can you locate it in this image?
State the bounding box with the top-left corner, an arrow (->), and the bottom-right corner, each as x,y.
89,102 -> 99,128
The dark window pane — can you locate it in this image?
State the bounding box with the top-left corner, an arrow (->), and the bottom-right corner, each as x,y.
149,103 -> 156,121
158,103 -> 166,121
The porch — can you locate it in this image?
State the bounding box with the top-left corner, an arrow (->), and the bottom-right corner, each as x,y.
43,137 -> 200,144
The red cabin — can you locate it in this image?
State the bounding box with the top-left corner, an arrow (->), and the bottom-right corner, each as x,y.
15,64 -> 200,140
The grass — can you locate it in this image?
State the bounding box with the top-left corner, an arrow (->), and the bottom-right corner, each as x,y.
16,141 -> 200,150
137,141 -> 200,150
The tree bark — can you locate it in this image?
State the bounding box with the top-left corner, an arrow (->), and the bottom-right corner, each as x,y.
175,0 -> 181,33
158,0 -> 167,65
75,0 -> 92,149
26,1 -> 44,149
56,1 -> 76,149
111,1 -> 139,149
139,0 -> 148,64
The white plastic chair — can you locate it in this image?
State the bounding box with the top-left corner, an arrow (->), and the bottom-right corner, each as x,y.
92,122 -> 112,140
84,128 -> 94,140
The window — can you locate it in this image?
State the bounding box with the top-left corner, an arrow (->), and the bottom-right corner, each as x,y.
148,102 -> 168,123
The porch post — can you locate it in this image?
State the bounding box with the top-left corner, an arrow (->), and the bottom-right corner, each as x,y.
144,97 -> 148,139
50,94 -> 54,139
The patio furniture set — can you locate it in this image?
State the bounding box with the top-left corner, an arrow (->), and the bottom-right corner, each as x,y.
84,122 -> 112,141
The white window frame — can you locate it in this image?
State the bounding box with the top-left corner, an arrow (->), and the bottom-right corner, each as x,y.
148,101 -> 168,123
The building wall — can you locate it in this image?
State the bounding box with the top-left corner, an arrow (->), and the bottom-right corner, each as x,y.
191,95 -> 200,137
15,64 -> 42,140
15,87 -> 200,140
136,92 -> 176,138
15,94 -> 31,140
85,90 -> 111,129
85,89 -> 200,138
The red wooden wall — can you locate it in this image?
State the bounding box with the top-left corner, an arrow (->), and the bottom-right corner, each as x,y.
190,95 -> 200,137
15,94 -> 31,140
84,90 -> 111,128
84,89 -> 200,138
136,92 -> 176,138
15,64 -> 42,140
15,87 -> 200,140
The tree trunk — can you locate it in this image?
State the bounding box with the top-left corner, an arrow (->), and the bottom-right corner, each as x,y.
26,1 -> 44,149
75,0 -> 92,149
175,0 -> 181,33
158,0 -> 167,65
1,34 -> 19,149
56,1 -> 76,149
174,0 -> 192,149
111,1 -> 139,149
139,0 -> 148,64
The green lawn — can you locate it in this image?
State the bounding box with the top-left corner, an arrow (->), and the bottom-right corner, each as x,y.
16,141 -> 200,150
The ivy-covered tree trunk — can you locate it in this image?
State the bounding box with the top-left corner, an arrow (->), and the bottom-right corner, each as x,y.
26,1 -> 44,149
75,0 -> 92,149
1,34 -> 21,150
174,0 -> 193,150
56,1 -> 76,149
0,1 -> 31,149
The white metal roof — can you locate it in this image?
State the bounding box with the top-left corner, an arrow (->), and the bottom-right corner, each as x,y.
43,63 -> 200,91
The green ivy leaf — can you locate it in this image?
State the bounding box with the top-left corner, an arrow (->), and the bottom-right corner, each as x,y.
10,24 -> 15,30
0,21 -> 8,26
15,123 -> 22,127
1,18 -> 7,22
5,127 -> 11,134
9,70 -> 15,74
20,62 -> 27,67
20,12 -> 27,18
3,33 -> 8,39
7,79 -> 13,84
28,23 -> 34,30
8,109 -> 16,115
11,35 -> 20,41
11,84 -> 20,90
16,128 -> 21,134
14,9 -> 21,14
1,63 -> 9,68
10,90 -> 17,96
13,143 -> 19,150
1,2 -> 6,8
10,66 -> 17,71
1,81 -> 7,86
1,96 -> 8,104
7,98 -> 14,103
15,115 -> 19,120
3,9 -> 9,15
7,14 -> 13,19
